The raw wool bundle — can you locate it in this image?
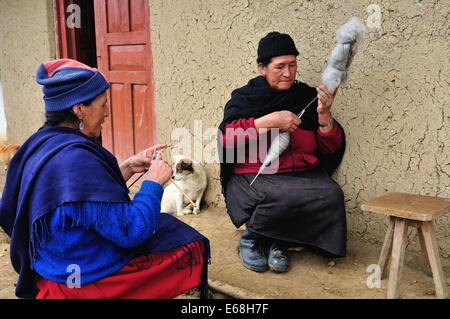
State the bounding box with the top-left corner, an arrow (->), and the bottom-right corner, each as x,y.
322,17 -> 367,93
250,17 -> 367,187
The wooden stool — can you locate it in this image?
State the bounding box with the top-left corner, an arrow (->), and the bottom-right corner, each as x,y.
361,192 -> 449,299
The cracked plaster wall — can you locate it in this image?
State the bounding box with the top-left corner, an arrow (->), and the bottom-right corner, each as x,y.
0,0 -> 56,144
150,0 -> 450,263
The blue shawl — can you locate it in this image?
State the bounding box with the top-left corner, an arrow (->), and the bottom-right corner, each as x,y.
0,127 -> 209,298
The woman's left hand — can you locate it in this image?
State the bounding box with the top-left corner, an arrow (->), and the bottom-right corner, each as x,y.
316,84 -> 337,115
127,144 -> 168,174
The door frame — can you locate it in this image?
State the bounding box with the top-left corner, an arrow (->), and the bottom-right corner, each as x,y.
54,0 -> 78,60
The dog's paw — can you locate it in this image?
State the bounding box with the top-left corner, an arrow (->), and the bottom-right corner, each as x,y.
176,208 -> 193,216
193,207 -> 200,215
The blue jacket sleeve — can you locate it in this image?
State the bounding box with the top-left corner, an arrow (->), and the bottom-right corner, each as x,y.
57,180 -> 164,249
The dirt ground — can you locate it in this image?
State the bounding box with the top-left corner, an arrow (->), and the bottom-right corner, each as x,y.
0,169 -> 448,299
1,210 -> 449,299
0,242 -> 15,299
176,209 -> 449,299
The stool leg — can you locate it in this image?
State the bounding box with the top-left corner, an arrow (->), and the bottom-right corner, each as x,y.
387,218 -> 408,299
420,221 -> 448,299
378,217 -> 395,279
417,225 -> 433,277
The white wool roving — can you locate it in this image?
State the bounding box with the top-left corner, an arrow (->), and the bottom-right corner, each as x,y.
250,18 -> 367,187
249,130 -> 291,186
321,17 -> 367,93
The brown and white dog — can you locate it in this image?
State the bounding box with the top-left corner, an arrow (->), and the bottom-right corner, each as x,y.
161,155 -> 207,216
0,144 -> 20,171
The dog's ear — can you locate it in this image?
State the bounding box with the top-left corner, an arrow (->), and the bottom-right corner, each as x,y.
179,159 -> 194,173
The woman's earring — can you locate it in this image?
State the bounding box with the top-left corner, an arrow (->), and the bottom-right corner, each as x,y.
79,121 -> 84,130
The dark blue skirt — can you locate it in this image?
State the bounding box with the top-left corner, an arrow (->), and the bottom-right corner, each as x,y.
225,168 -> 347,257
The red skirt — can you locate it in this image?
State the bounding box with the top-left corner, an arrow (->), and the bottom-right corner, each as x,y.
36,240 -> 206,299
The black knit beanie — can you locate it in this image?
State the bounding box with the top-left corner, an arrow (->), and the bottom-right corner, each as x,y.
257,32 -> 299,63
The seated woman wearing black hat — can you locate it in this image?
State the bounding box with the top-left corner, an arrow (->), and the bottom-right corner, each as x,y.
218,32 -> 346,273
0,59 -> 209,298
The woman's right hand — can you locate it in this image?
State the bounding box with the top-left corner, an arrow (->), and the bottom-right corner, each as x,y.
145,158 -> 173,185
273,111 -> 301,132
255,111 -> 300,133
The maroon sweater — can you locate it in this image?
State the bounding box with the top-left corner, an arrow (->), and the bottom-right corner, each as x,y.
221,117 -> 343,174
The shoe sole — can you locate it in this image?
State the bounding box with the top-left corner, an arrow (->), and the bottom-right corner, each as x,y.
268,262 -> 289,273
238,249 -> 268,273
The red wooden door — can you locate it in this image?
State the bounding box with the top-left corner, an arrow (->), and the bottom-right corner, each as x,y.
94,0 -> 155,163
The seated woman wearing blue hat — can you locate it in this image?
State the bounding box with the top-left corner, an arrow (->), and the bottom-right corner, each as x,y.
0,59 -> 209,299
218,32 -> 346,274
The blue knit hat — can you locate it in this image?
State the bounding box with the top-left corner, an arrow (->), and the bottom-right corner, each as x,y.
36,59 -> 110,112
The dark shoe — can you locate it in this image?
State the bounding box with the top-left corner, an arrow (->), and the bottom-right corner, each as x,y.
239,230 -> 268,272
268,242 -> 290,273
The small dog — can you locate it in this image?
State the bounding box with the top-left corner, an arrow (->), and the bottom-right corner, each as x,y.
161,155 -> 207,216
0,144 -> 20,171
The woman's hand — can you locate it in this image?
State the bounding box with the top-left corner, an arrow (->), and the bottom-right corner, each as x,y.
317,85 -> 337,115
140,144 -> 168,161
254,111 -> 301,133
128,144 -> 167,174
120,144 -> 167,181
317,85 -> 338,132
145,158 -> 173,185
